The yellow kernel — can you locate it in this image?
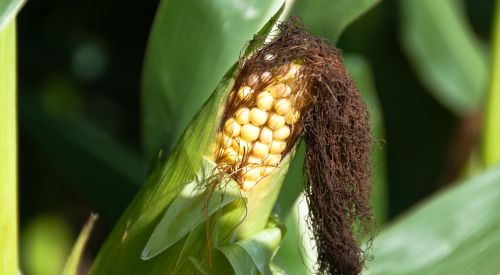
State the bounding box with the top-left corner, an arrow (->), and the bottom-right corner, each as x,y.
247,155 -> 262,164
263,154 -> 281,166
283,63 -> 300,80
268,113 -> 285,130
260,71 -> 272,81
273,126 -> 291,140
270,140 -> 286,154
285,110 -> 300,124
242,166 -> 261,181
252,141 -> 269,158
274,98 -> 291,115
222,147 -> 240,163
232,139 -> 252,155
240,124 -> 260,142
259,127 -> 273,144
234,108 -> 250,124
249,108 -> 268,126
256,91 -> 274,111
224,118 -> 240,137
247,74 -> 259,86
269,83 -> 291,98
264,54 -> 275,61
242,180 -> 256,191
237,86 -> 254,100
217,132 -> 229,143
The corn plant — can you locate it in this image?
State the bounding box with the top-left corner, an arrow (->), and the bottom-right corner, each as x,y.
4,0 -> 500,275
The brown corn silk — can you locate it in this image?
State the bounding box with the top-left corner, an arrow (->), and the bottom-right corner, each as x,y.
215,18 -> 374,274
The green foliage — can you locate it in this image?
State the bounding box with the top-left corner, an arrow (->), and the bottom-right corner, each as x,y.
367,165 -> 500,275
483,2 -> 500,167
0,19 -> 17,275
400,0 -> 488,115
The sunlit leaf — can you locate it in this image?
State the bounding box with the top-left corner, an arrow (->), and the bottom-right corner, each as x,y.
0,20 -> 18,275
367,166 -> 500,275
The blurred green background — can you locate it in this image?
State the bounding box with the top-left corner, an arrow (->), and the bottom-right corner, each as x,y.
13,0 -> 496,274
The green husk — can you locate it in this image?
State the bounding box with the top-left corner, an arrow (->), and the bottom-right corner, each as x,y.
90,6 -> 288,274
0,20 -> 18,275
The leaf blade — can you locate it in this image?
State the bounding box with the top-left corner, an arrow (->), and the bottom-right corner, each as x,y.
367,166 -> 500,275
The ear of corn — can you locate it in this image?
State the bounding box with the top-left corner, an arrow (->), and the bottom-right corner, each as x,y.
90,6 -> 289,274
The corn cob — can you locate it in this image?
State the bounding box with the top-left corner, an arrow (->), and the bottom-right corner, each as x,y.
214,63 -> 310,191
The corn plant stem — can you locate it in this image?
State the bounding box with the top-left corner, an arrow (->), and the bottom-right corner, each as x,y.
0,21 -> 18,275
484,0 -> 500,167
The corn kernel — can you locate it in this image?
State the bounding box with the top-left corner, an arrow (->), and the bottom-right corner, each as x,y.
270,140 -> 286,154
234,108 -> 250,124
242,166 -> 261,181
273,125 -> 290,140
222,147 -> 240,164
260,71 -> 272,81
247,155 -> 262,164
252,141 -> 269,158
232,139 -> 252,155
259,127 -> 273,144
240,124 -> 260,142
224,118 -> 240,137
268,113 -> 285,130
247,74 -> 259,86
274,98 -> 291,115
269,83 -> 291,98
283,63 -> 300,80
256,91 -> 274,111
249,107 -> 268,126
237,86 -> 254,100
285,110 -> 300,124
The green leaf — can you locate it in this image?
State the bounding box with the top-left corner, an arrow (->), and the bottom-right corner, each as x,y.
366,165 -> 500,275
0,0 -> 25,32
291,0 -> 381,43
142,158 -> 241,260
483,2 -> 500,167
141,0 -> 286,162
62,214 -> 98,275
400,0 -> 488,115
0,20 -> 18,275
219,218 -> 285,275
